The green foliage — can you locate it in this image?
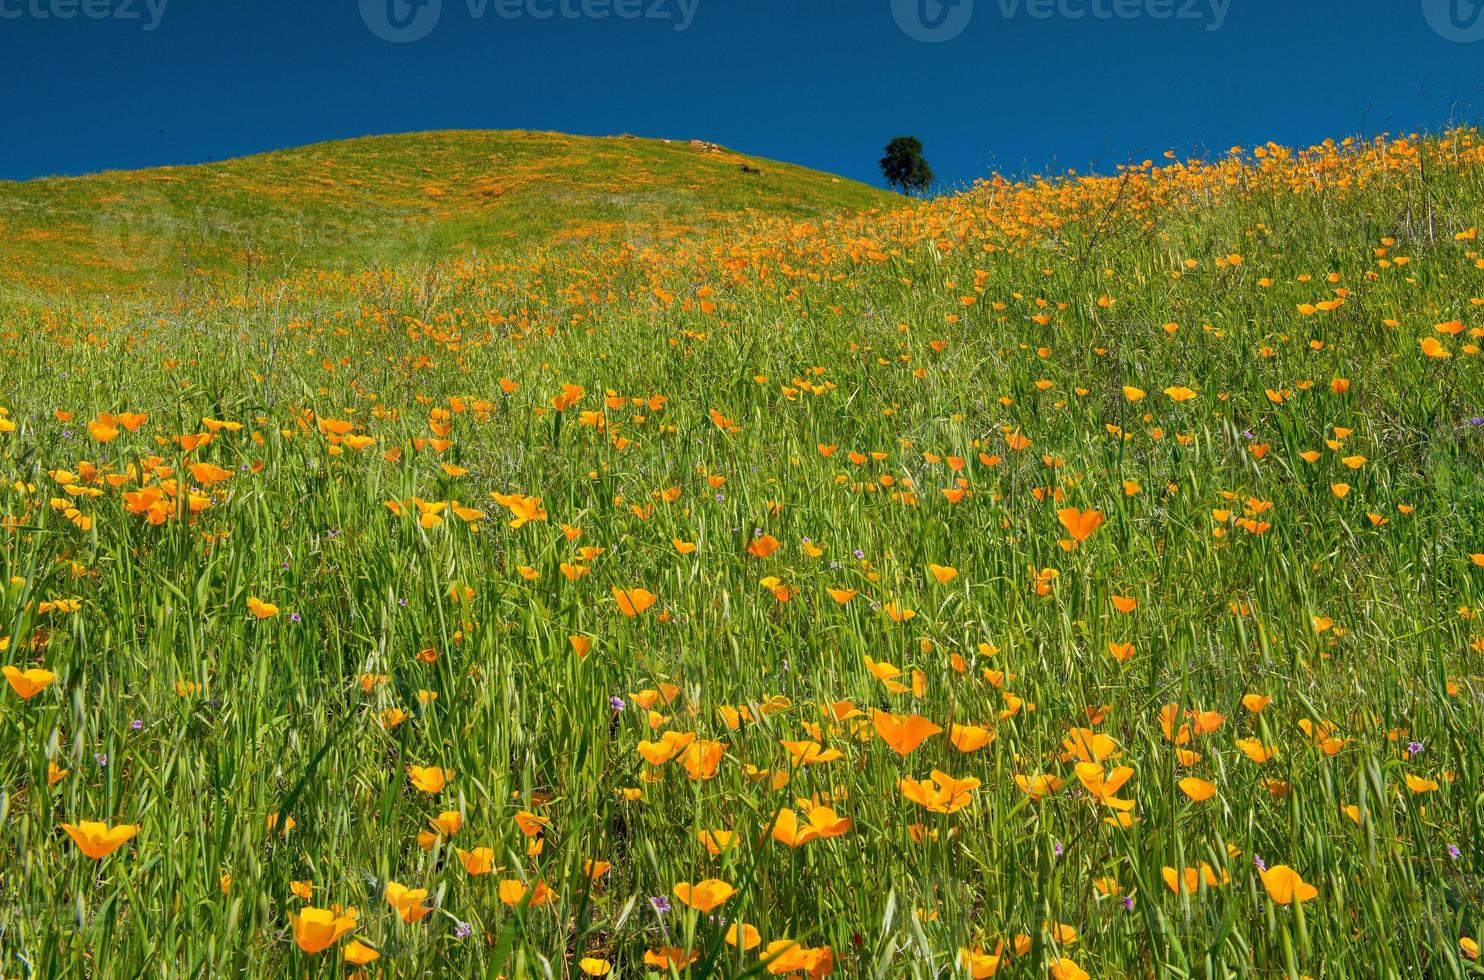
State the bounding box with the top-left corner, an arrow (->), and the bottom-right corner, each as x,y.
880,136 -> 935,196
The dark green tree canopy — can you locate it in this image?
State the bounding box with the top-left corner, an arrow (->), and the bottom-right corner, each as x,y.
880,136 -> 935,196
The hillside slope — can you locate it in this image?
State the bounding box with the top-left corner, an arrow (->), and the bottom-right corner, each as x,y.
0,130 -> 897,295
0,131 -> 1483,977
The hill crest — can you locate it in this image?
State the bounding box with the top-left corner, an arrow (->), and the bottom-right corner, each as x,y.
0,129 -> 898,296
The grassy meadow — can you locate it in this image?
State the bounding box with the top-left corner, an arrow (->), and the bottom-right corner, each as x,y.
0,129 -> 1482,978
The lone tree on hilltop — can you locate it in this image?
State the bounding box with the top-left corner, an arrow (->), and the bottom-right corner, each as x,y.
880,136 -> 934,196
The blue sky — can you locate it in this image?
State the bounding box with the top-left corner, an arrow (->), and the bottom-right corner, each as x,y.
2,0 -> 1482,189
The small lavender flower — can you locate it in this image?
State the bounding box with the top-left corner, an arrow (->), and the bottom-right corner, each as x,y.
1053,841 -> 1064,857
1448,844 -> 1462,861
398,597 -> 408,607
714,492 -> 725,502
650,895 -> 672,915
1469,416 -> 1484,426
609,695 -> 626,712
289,612 -> 302,623
1121,896 -> 1135,910
130,719 -> 143,731
1407,741 -> 1424,756
454,920 -> 473,939
94,752 -> 108,768
1254,855 -> 1267,872
853,549 -> 866,560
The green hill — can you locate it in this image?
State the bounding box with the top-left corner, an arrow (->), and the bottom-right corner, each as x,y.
0,130 -> 897,296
